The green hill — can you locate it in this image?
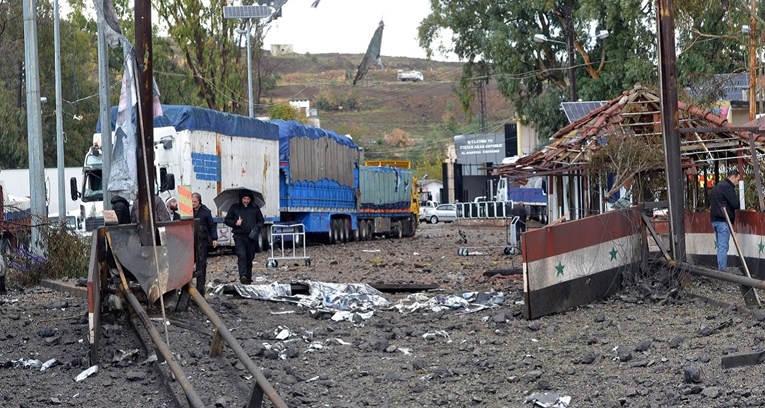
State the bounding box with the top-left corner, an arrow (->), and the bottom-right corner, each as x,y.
266,53 -> 515,174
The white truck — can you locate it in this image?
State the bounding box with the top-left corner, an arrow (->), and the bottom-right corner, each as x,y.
70,105 -> 281,249
397,69 -> 424,82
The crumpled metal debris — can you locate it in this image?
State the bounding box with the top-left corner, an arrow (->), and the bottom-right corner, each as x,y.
394,291 -> 504,314
213,280 -> 389,320
74,365 -> 99,382
524,392 -> 571,407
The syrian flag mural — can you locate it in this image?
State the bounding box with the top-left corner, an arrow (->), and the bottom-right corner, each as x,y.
686,210 -> 765,278
522,208 -> 643,319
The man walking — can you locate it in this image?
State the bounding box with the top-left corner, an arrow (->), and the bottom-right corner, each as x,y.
710,169 -> 741,271
192,193 -> 217,296
224,190 -> 264,284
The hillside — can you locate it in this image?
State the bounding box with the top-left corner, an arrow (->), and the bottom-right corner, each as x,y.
265,53 -> 516,169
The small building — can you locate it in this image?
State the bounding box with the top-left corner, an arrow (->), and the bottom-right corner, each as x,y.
271,44 -> 293,56
419,179 -> 443,204
289,99 -> 311,117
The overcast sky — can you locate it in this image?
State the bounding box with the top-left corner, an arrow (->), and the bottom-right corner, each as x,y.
263,0 -> 456,61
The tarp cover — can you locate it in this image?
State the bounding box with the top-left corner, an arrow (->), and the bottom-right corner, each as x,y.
270,120 -> 359,161
97,105 -> 279,140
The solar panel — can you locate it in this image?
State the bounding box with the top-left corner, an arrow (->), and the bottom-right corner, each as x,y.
223,5 -> 274,19
560,101 -> 608,123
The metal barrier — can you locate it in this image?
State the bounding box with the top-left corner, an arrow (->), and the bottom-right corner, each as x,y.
456,201 -> 512,220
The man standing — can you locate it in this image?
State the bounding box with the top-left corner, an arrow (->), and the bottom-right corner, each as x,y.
710,169 -> 741,271
192,192 -> 217,296
166,197 -> 181,221
224,190 -> 264,284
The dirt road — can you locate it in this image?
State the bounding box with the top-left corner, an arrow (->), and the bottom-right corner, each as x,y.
1,222 -> 764,407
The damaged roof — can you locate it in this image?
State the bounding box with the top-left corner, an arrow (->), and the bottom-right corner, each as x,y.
495,83 -> 765,178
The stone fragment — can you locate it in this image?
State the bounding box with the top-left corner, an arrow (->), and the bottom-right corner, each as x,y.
683,366 -> 702,384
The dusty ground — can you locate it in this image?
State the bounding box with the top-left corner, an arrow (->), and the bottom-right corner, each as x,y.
3,221 -> 765,407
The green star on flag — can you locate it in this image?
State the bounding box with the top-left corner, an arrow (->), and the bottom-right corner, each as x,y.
609,246 -> 618,261
759,239 -> 764,255
555,261 -> 565,277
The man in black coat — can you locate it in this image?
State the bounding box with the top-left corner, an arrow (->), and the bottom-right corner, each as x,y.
111,195 -> 131,224
192,192 -> 217,296
710,169 -> 741,271
224,190 -> 264,284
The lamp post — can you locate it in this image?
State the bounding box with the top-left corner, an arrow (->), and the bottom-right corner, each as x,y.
224,5 -> 275,117
533,30 -> 609,102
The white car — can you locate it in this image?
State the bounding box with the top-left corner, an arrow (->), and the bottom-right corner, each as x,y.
427,204 -> 457,224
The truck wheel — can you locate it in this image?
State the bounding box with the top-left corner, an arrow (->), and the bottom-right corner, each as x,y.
358,220 -> 366,241
395,222 -> 403,239
325,220 -> 334,244
341,219 -> 349,243
367,220 -> 374,240
330,219 -> 342,244
430,215 -> 438,224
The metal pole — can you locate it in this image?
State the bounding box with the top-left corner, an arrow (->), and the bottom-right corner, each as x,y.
657,257 -> 765,291
246,19 -> 254,118
188,287 -> 288,408
96,21 -> 112,210
53,0 -> 65,222
123,288 -> 205,407
657,0 -> 685,261
749,0 -> 756,121
565,1 -> 577,101
23,0 -> 46,256
135,0 -> 155,246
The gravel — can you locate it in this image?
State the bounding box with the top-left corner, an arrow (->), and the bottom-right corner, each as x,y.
2,221 -> 765,407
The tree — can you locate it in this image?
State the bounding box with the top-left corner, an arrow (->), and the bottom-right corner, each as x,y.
0,1 -> 101,169
268,103 -> 304,122
418,0 -> 656,142
153,0 -> 242,111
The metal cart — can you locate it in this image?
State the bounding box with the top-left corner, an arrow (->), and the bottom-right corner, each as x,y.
266,223 -> 311,267
456,216 -> 522,256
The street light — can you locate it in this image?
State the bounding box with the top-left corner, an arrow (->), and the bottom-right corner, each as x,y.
533,30 -> 609,101
224,5 -> 275,118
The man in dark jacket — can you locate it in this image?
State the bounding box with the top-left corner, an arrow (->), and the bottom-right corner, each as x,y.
224,190 -> 264,284
710,169 -> 741,270
111,195 -> 132,224
192,192 -> 217,296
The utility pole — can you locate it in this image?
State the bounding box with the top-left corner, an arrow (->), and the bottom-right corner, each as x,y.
657,0 -> 685,261
749,0 -> 757,121
54,0 -> 65,222
97,13 -> 112,209
23,0 -> 47,256
475,77 -> 487,132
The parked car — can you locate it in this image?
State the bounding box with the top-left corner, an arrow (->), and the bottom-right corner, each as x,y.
419,200 -> 438,222
427,204 -> 457,224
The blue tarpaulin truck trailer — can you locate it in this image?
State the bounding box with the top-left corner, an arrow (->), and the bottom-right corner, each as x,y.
272,120 -> 418,243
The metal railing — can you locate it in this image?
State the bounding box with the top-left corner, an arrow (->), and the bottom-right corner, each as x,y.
456,201 -> 512,219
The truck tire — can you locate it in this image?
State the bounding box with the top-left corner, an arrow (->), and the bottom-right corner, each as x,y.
395,222 -> 403,239
327,220 -> 336,244
329,219 -> 342,244
340,218 -> 353,243
366,220 -> 374,239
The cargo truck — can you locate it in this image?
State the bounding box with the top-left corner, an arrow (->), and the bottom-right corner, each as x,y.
272,120 -> 418,243
71,105 -> 281,251
72,107 -> 417,249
